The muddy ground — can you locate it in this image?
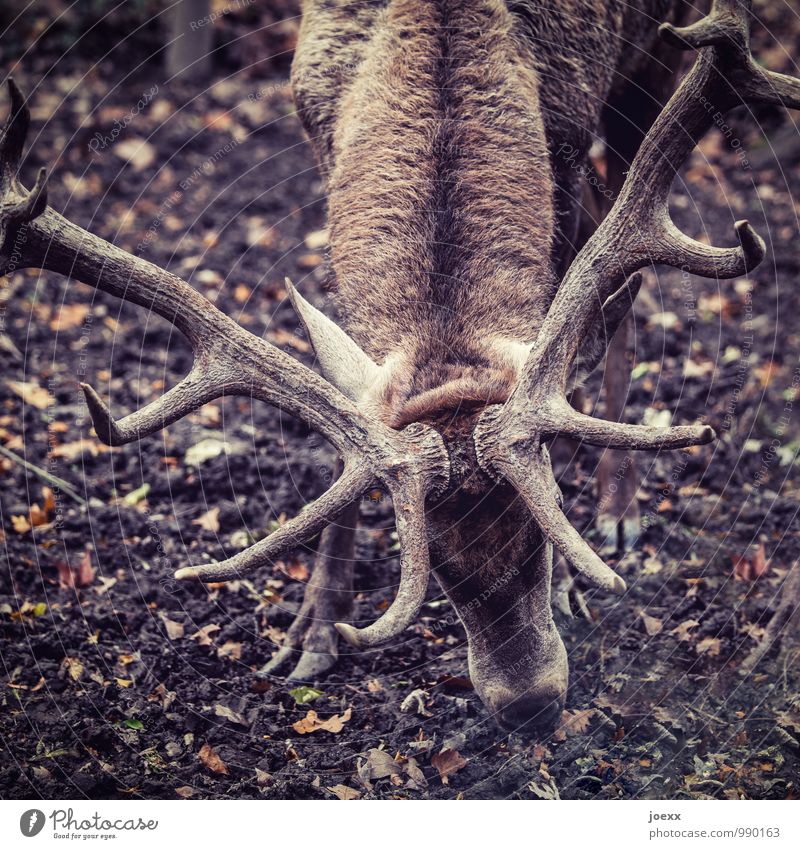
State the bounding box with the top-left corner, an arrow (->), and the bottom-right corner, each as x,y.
1,1 -> 799,800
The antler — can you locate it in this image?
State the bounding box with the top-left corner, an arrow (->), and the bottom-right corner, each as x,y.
0,78 -> 449,647
476,0 -> 799,591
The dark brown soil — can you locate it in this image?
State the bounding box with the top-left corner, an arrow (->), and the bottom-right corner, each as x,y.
1,0 -> 799,801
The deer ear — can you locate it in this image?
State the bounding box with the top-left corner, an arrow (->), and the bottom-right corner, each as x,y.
285,279 -> 381,401
569,272 -> 642,388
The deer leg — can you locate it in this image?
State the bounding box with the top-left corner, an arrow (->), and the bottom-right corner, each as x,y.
260,468 -> 359,682
595,31 -> 690,551
596,315 -> 639,551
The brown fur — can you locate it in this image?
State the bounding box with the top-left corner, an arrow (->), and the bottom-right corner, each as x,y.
294,0 -> 686,423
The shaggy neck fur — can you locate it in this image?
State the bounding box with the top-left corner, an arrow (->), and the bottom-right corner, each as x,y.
321,0 -> 556,425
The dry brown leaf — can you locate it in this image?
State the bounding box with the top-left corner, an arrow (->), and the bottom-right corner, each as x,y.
218,640 -> 242,660
640,611 -> 664,636
76,550 -> 95,587
431,748 -> 467,784
50,303 -> 90,331
6,380 -> 51,409
233,284 -> 251,303
113,137 -> 156,170
733,543 -> 769,582
28,503 -> 48,527
193,507 -> 221,533
328,784 -> 360,800
56,550 -> 95,589
51,439 -> 110,460
214,704 -> 247,726
284,558 -> 310,582
671,619 -> 700,642
62,656 -> 83,682
11,514 -> 31,534
367,678 -> 383,693
553,708 -> 595,742
268,328 -> 311,353
161,616 -> 185,640
292,707 -> 352,735
360,748 -> 402,783
255,767 -> 272,787
305,228 -> 329,250
42,487 -> 56,514
190,624 -> 221,646
696,636 -> 722,656
199,742 -> 229,775
175,786 -> 196,798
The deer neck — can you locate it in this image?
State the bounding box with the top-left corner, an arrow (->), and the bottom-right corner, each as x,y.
324,0 -> 556,426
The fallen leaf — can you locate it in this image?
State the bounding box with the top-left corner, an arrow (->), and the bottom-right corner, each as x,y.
304,229 -> 329,250
50,303 -> 90,331
199,742 -> 229,775
214,704 -> 247,726
292,707 -> 352,735
327,784 -> 360,800
122,482 -> 150,506
733,543 -> 769,581
553,709 -> 595,742
51,439 -> 110,460
62,657 -> 83,682
217,640 -> 242,660
190,624 -> 221,647
193,507 -> 221,533
696,636 -> 722,656
160,615 -> 184,640
671,619 -> 700,642
11,515 -> 31,534
42,487 -> 56,514
6,380 -> 50,409
268,328 -> 311,353
283,558 -> 310,581
175,786 -> 196,798
404,756 -> 427,789
360,749 -> 402,783
28,503 -> 49,527
431,748 -> 467,784
254,768 -> 272,787
56,551 -> 95,589
289,686 -> 324,705
113,137 -> 156,170
76,550 -> 95,587
640,611 -> 664,636
367,679 -> 383,693
185,438 -> 228,467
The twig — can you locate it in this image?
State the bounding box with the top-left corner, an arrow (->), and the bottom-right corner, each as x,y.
0,444 -> 87,506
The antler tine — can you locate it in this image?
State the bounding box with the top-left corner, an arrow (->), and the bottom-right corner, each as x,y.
1,78 -> 30,174
497,444 -> 626,593
660,0 -> 800,110
1,79 -> 49,251
541,398 -> 715,450
335,472 -> 431,648
174,463 -> 373,582
80,360 -> 227,446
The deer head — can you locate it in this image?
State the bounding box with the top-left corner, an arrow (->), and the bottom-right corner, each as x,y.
1,0 -> 796,730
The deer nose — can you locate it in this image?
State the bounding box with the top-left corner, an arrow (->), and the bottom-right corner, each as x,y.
487,682 -> 565,733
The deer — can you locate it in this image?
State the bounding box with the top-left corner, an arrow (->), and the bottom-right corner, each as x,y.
1,0 -> 797,731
